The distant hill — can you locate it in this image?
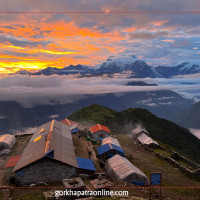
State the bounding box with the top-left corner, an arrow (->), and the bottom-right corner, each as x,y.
0,86 -> 193,134
69,104 -> 200,164
174,101 -> 200,129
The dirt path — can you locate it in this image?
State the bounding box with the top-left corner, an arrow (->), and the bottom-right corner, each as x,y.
72,134 -> 90,158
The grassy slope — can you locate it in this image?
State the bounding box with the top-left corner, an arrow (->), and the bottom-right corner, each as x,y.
69,104 -> 200,164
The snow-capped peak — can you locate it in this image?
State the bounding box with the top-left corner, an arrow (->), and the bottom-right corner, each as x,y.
95,51 -> 140,69
106,51 -> 138,64
176,59 -> 200,70
15,69 -> 31,75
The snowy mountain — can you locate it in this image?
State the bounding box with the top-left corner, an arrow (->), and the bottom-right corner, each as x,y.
9,69 -> 32,76
33,65 -> 94,76
10,52 -> 200,78
156,60 -> 200,78
96,51 -> 159,78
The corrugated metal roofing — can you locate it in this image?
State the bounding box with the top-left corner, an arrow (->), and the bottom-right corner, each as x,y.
101,136 -> 121,147
13,120 -> 78,172
137,133 -> 158,146
76,157 -> 96,171
97,143 -> 124,156
105,155 -> 149,185
90,124 -> 111,134
71,128 -> 79,134
61,118 -> 78,126
132,128 -> 149,135
4,155 -> 21,168
0,134 -> 16,149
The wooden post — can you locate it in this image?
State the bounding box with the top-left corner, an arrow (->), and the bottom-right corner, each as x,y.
149,187 -> 152,200
159,173 -> 162,198
149,175 -> 152,200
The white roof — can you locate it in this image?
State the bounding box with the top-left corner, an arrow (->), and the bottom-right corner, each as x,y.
0,134 -> 15,149
137,133 -> 158,146
101,136 -> 121,147
105,155 -> 149,185
132,128 -> 148,135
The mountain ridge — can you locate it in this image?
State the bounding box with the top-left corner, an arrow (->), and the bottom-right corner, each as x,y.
10,52 -> 200,78
69,104 -> 200,164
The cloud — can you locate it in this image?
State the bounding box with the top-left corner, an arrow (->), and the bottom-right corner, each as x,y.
0,0 -> 200,71
0,75 -> 180,107
129,31 -> 168,40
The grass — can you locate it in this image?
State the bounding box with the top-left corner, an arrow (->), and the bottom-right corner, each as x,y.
0,191 -> 3,198
20,194 -> 45,200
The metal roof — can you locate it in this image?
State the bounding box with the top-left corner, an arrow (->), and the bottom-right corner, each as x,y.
105,155 -> 149,185
0,134 -> 16,149
13,120 -> 78,172
61,118 -> 78,126
132,128 -> 149,135
90,124 -> 111,134
137,133 -> 158,146
97,143 -> 124,156
76,157 -> 96,171
4,155 -> 21,168
101,136 -> 121,147
71,128 -> 79,134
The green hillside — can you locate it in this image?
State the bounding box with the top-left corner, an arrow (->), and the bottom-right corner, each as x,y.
69,104 -> 200,164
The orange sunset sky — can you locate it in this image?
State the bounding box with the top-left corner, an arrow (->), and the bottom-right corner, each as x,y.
0,0 -> 200,74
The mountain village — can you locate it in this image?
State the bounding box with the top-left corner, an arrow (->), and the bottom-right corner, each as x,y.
0,105 -> 200,199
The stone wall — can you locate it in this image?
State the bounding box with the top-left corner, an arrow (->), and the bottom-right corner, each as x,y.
143,146 -> 200,179
171,151 -> 200,169
15,157 -> 76,185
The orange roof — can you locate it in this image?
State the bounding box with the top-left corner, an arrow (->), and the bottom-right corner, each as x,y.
4,155 -> 21,168
90,124 -> 111,134
61,118 -> 78,126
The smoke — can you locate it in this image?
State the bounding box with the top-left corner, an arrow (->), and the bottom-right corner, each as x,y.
132,123 -> 148,134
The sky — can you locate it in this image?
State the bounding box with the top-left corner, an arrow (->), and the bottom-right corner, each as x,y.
0,0 -> 200,74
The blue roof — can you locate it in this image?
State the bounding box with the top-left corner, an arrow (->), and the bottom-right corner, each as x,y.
76,157 -> 96,171
97,143 -> 125,156
71,128 -> 79,133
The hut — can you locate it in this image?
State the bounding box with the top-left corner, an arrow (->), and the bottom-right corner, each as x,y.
132,128 -> 149,140
0,134 -> 16,151
105,155 -> 149,186
13,120 -> 78,185
101,136 -> 121,147
97,143 -> 124,161
90,124 -> 111,140
76,157 -> 96,175
4,155 -> 21,181
137,133 -> 158,148
61,118 -> 79,134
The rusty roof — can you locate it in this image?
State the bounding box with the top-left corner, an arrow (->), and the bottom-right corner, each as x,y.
61,118 -> 78,126
13,120 -> 78,172
4,155 -> 21,168
90,124 -> 111,134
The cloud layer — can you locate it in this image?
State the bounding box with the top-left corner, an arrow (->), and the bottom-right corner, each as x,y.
0,74 -> 199,107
